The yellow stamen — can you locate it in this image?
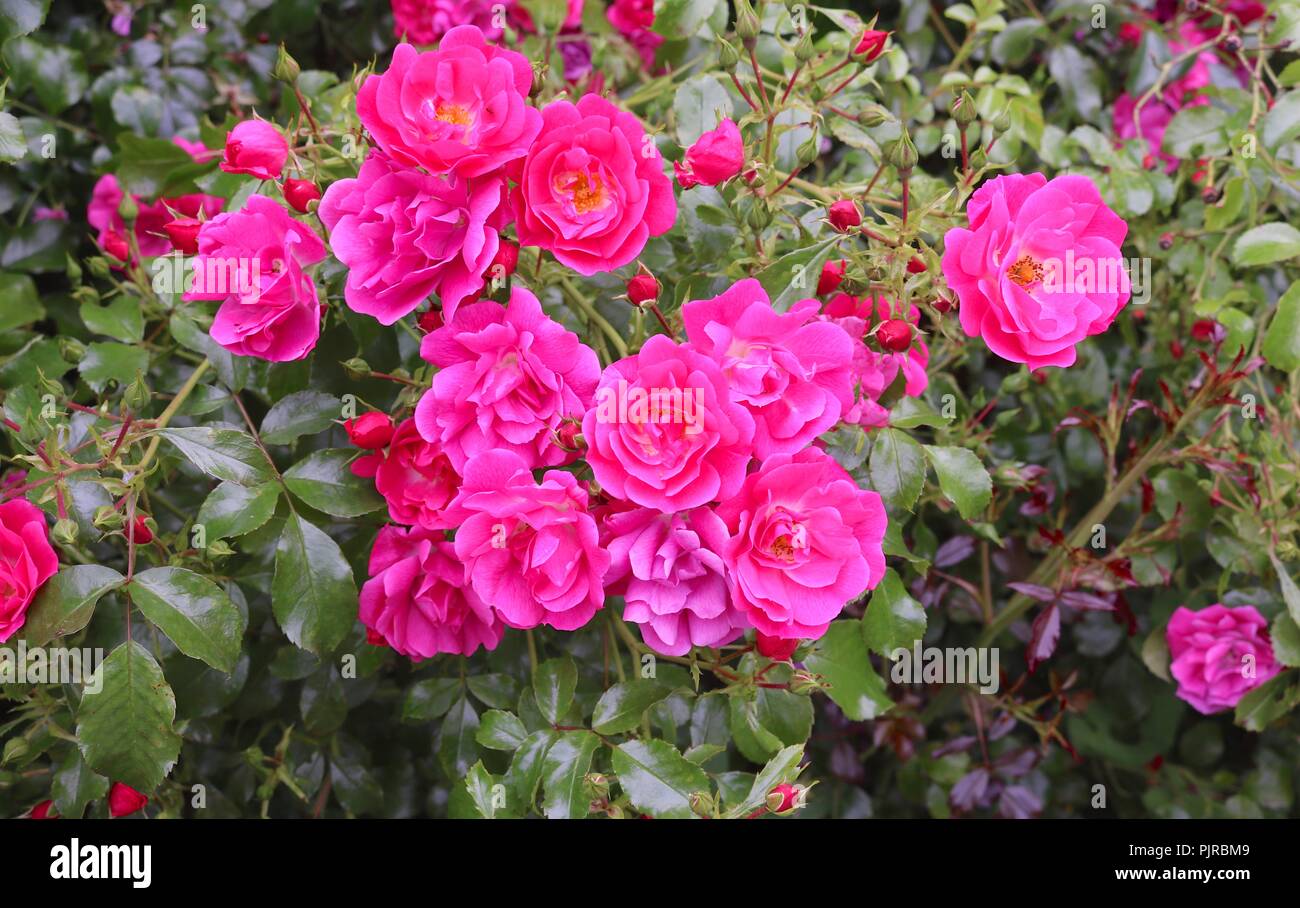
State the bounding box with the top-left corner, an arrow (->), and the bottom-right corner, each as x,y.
1007,254 -> 1043,287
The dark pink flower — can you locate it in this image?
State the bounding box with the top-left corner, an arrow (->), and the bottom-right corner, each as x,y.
352,418 -> 459,530
0,500 -> 58,643
674,119 -> 744,189
107,783 -> 148,818
220,119 -> 289,181
607,0 -> 662,69
1166,604 -> 1281,714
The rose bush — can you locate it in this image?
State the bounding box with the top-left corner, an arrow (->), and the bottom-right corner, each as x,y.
1,0 -> 1299,821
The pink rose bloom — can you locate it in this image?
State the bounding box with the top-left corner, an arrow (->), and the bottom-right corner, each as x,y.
0,499 -> 59,643
220,119 -> 289,181
183,195 -> 327,362
1166,604 -> 1282,715
716,448 -> 887,641
357,29 -> 541,178
319,150 -> 509,326
352,418 -> 459,529
360,524 -> 502,658
683,279 -> 854,458
512,93 -> 676,275
675,118 -> 744,188
602,504 -> 747,656
941,173 -> 1129,371
414,287 -> 599,473
444,450 -> 610,631
391,0 -> 509,44
583,334 -> 755,513
824,295 -> 930,428
607,0 -> 662,69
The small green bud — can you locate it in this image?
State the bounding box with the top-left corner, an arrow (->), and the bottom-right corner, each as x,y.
809,81 -> 825,103
93,505 -> 124,531
273,43 -> 301,83
688,791 -> 717,818
123,373 -> 152,413
52,518 -> 79,546
969,145 -> 987,170
716,36 -> 741,69
71,285 -> 99,306
86,256 -> 111,279
794,28 -> 815,63
858,105 -> 890,128
887,130 -> 919,172
342,357 -> 372,379
207,539 -> 236,558
734,0 -> 760,48
65,253 -> 82,284
747,201 -> 773,232
992,106 -> 1012,134
58,336 -> 86,363
952,90 -> 977,129
795,130 -> 820,169
117,194 -> 138,225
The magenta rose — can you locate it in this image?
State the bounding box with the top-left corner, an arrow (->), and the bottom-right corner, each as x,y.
823,295 -> 930,428
414,287 -> 599,473
602,504 -> 747,656
512,93 -> 676,275
1166,604 -> 1282,715
717,448 -> 888,641
444,450 -> 610,631
220,119 -> 289,181
357,28 -> 541,178
391,0 -> 509,44
607,0 -> 662,69
683,278 -> 854,458
0,499 -> 59,643
183,195 -> 328,362
360,524 -> 502,659
319,150 -> 509,326
583,334 -> 755,513
941,173 -> 1130,371
352,418 -> 459,530
674,118 -> 744,189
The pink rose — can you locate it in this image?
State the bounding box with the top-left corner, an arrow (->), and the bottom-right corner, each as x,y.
220,120 -> 289,181
674,118 -> 744,189
823,295 -> 929,429
352,418 -> 459,530
683,278 -> 855,458
391,0 -> 509,44
607,0 -> 662,69
319,150 -> 509,326
360,524 -> 502,658
512,94 -> 676,275
107,782 -> 148,818
0,500 -> 58,643
1166,604 -> 1282,715
184,195 -> 328,362
583,334 -> 755,513
414,287 -> 599,473
941,173 -> 1129,371
602,504 -> 747,656
716,448 -> 887,641
444,450 -> 610,631
357,29 -> 541,178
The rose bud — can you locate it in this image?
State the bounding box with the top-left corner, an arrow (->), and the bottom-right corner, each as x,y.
107,782 -> 148,818
417,307 -> 443,334
489,239 -> 520,279
220,119 -> 289,181
906,255 -> 926,274
1169,339 -> 1185,359
756,632 -> 799,661
852,28 -> 890,63
765,783 -> 805,814
828,199 -> 861,232
129,514 -> 153,544
345,412 -> 395,450
1158,232 -> 1174,250
29,800 -> 57,820
555,420 -> 583,451
282,178 -> 321,213
932,295 -> 954,314
627,273 -> 660,305
674,118 -> 744,189
817,259 -> 846,296
877,318 -> 913,352
164,217 -> 202,255
101,229 -> 130,263
1191,319 -> 1218,342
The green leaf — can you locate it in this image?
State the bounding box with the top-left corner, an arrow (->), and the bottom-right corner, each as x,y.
508,729 -> 556,809
402,677 -> 462,721
923,444 -> 992,519
467,673 -> 520,708
196,480 -> 280,539
0,0 -> 50,42
51,749 -> 108,820
1160,105 -> 1229,158
652,0 -> 716,40
159,426 -> 274,486
0,271 -> 41,330
869,427 -> 926,512
477,710 -> 529,751
76,641 -> 181,792
283,448 -> 384,518
79,342 -> 148,394
464,761 -> 500,818
79,297 -> 144,343
1234,671 -> 1300,732
672,74 -> 732,146
802,621 -> 892,721
1046,45 -> 1102,121
1232,223 -> 1300,268
540,730 -> 599,819
756,237 -> 840,313
728,693 -> 784,763
1270,553 -> 1300,627
272,511 -> 357,654
1260,90 -> 1300,150
862,569 -> 927,657
1262,281 -> 1300,372
0,111 -> 25,163
438,696 -> 480,778
591,680 -> 673,734
533,655 -> 577,725
18,564 -> 124,646
611,739 -> 710,819
1271,612 -> 1300,669
113,135 -> 193,196
259,390 -> 341,445
130,566 -> 246,673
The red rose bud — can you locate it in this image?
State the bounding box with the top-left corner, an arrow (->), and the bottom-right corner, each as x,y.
282,178 -> 321,213
877,318 -> 913,352
627,273 -> 660,305
366,627 -> 388,646
129,515 -> 153,544
346,412 -> 395,450
29,800 -> 57,820
418,307 -> 444,334
1118,22 -> 1143,45
1191,319 -> 1217,342
765,783 -> 805,814
489,239 -> 520,279
817,259 -> 846,296
932,295 -> 954,314
164,217 -> 202,255
852,28 -> 890,63
1158,232 -> 1174,250
906,256 -> 926,274
108,782 -> 148,818
1142,153 -> 1156,170
827,199 -> 861,232
555,420 -> 583,451
756,633 -> 799,661
1169,339 -> 1184,359
102,229 -> 130,263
